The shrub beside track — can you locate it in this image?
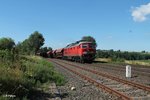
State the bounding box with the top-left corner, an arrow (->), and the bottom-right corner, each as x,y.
0,50 -> 65,100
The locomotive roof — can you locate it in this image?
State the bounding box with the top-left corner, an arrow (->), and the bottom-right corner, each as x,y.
47,50 -> 52,54
55,48 -> 64,52
65,41 -> 92,48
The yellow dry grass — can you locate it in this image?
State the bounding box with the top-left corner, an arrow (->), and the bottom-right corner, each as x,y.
125,60 -> 150,66
95,58 -> 112,62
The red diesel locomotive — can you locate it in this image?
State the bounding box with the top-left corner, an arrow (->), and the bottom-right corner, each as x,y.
49,41 -> 96,63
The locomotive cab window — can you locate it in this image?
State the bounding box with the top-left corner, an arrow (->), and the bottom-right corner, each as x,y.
82,44 -> 88,48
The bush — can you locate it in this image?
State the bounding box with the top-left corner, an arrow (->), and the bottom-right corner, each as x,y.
0,53 -> 65,99
0,49 -> 19,64
111,57 -> 125,62
22,56 -> 65,86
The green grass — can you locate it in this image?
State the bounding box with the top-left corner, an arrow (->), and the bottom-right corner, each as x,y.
137,59 -> 150,63
96,57 -> 150,66
0,50 -> 65,99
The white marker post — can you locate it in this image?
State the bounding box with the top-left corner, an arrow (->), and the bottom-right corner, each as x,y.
126,65 -> 131,78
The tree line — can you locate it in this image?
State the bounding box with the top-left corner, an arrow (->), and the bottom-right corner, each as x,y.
1,33 -> 150,61
0,31 -> 52,55
96,49 -> 150,60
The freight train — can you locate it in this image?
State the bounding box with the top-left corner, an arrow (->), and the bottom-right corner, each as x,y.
47,41 -> 96,63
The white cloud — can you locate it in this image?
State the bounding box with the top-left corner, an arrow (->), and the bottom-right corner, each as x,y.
131,2 -> 150,22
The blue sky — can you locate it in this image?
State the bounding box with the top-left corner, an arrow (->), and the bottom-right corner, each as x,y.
0,0 -> 150,51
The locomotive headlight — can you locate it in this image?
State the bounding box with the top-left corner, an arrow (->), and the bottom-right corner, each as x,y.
83,51 -> 87,54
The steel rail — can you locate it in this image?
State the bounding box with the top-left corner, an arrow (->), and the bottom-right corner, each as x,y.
57,60 -> 150,92
92,64 -> 150,77
50,60 -> 132,100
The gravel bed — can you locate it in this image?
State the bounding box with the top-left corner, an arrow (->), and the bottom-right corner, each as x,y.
61,60 -> 150,86
87,62 -> 150,85
52,62 -> 118,100
53,59 -> 150,98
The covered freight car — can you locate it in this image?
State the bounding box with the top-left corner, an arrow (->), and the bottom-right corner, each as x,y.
47,50 -> 53,58
54,48 -> 64,58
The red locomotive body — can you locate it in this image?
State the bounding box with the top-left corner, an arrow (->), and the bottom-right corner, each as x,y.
63,42 -> 96,62
51,41 -> 96,63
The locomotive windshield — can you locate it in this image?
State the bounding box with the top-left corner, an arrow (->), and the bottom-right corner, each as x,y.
81,43 -> 95,48
82,44 -> 88,48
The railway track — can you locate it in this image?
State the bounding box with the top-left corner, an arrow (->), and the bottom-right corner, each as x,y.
49,59 -> 150,100
89,63 -> 150,77
60,60 -> 150,86
58,59 -> 150,91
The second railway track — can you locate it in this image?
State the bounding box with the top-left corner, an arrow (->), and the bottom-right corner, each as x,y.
89,63 -> 150,77
48,59 -> 150,100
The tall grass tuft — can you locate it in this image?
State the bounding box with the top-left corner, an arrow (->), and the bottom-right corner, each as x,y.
0,50 -> 65,99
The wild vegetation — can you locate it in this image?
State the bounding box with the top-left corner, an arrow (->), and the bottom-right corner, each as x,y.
0,31 -> 65,99
16,31 -> 45,55
0,50 -> 65,99
0,37 -> 15,50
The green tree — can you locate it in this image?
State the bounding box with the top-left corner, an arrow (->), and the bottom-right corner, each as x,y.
39,47 -> 48,53
47,47 -> 52,51
20,39 -> 31,54
28,31 -> 45,54
0,37 -> 15,50
16,31 -> 45,55
38,46 -> 52,54
81,36 -> 97,47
